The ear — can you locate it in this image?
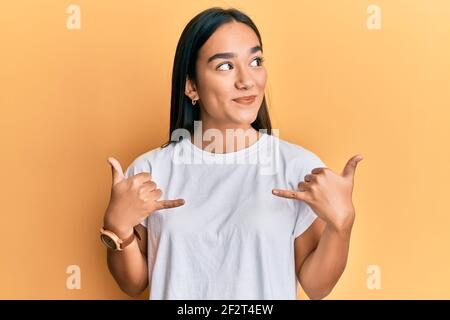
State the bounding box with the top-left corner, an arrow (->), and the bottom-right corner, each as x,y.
185,76 -> 198,100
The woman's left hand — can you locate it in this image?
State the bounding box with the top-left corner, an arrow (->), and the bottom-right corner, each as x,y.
272,154 -> 364,231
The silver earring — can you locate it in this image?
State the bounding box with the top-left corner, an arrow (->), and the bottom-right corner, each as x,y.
191,99 -> 197,106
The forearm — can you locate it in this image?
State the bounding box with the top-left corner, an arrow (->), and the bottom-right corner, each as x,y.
298,221 -> 353,299
107,238 -> 148,298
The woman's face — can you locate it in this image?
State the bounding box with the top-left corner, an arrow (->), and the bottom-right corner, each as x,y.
186,21 -> 267,130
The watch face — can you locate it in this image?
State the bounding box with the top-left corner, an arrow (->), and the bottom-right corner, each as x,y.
101,234 -> 117,250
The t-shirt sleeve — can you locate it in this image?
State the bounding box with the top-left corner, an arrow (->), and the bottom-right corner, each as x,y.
292,151 -> 326,239
124,156 -> 152,228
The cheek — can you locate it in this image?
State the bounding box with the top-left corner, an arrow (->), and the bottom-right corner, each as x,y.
200,77 -> 234,102
197,83 -> 232,114
256,69 -> 267,88
199,69 -> 223,91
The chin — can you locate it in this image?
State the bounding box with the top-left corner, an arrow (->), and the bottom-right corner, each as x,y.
229,114 -> 259,127
225,102 -> 259,122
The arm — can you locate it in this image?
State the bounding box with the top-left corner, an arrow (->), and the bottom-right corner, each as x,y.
104,156 -> 185,298
295,216 -> 353,300
106,223 -> 149,298
104,158 -> 148,298
277,154 -> 363,300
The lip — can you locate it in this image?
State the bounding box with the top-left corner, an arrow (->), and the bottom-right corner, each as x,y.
232,95 -> 257,105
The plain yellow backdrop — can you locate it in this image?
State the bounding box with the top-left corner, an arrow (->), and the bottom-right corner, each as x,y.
0,0 -> 449,299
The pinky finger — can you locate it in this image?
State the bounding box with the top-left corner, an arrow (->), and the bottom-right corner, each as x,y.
155,199 -> 186,210
272,189 -> 299,200
272,188 -> 311,202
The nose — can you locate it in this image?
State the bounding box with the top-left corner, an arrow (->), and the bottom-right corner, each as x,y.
235,66 -> 255,90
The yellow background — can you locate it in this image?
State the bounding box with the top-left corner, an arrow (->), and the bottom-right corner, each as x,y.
1,0 -> 449,299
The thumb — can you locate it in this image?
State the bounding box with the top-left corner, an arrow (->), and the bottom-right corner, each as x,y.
342,154 -> 364,179
107,157 -> 125,185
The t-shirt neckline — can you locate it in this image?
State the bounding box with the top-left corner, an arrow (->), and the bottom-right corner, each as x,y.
182,132 -> 269,161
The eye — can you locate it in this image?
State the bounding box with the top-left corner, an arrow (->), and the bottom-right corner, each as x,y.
217,62 -> 233,71
216,56 -> 265,71
250,56 -> 265,67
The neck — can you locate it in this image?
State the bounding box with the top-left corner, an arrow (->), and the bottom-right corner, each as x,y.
191,122 -> 262,154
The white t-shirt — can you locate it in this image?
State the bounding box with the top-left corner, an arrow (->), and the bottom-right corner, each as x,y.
124,132 -> 325,299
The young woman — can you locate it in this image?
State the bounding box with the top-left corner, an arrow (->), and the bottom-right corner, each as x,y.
100,7 -> 363,300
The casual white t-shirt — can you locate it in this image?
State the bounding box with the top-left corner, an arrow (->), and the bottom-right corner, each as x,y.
124,132 -> 326,299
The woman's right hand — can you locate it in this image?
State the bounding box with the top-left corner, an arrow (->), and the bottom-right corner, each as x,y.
103,157 -> 185,238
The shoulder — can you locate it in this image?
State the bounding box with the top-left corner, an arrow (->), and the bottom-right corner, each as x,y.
271,135 -> 326,173
125,141 -> 180,177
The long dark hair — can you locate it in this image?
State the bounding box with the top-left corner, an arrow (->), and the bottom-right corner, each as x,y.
161,7 -> 272,148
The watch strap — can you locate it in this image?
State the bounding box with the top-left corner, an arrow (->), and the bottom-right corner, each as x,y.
118,228 -> 136,250
100,226 -> 141,251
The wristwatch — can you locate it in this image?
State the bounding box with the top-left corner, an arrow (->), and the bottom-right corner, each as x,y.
99,226 -> 140,251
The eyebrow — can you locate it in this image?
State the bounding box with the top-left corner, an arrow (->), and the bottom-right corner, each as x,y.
207,45 -> 262,64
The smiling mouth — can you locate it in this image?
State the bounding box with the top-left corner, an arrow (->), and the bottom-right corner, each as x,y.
232,96 -> 257,105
